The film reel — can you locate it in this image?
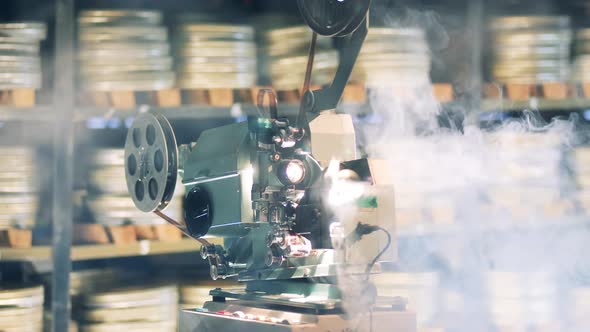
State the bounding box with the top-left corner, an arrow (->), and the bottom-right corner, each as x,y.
125,112 -> 178,212
297,0 -> 371,37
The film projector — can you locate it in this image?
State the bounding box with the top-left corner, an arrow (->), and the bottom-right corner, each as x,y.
124,1 -> 416,331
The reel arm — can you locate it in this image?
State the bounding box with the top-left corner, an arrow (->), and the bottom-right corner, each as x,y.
302,19 -> 368,115
295,0 -> 370,133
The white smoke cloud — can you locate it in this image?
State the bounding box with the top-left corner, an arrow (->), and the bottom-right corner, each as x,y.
330,7 -> 587,331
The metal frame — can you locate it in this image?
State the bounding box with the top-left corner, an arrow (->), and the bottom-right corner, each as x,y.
464,0 -> 484,126
51,0 -> 75,331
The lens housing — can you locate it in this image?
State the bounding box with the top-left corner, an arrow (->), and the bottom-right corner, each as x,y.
277,159 -> 307,186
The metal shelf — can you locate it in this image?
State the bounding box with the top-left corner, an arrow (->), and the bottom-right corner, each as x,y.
0,106 -> 54,122
397,216 -> 589,238
75,100 -> 454,122
76,104 -> 299,121
0,101 -> 446,123
0,238 -> 221,263
4,217 -> 582,261
481,98 -> 590,113
0,104 -> 301,123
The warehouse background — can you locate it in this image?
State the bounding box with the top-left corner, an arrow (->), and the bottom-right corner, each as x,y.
1,0 -> 590,331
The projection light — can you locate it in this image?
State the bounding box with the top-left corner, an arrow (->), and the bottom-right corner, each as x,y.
278,160 -> 307,185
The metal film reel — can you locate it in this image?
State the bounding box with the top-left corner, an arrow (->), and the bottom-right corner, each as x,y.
125,112 -> 178,212
297,0 -> 371,37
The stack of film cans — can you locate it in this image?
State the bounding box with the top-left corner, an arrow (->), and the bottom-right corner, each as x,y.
489,16 -> 571,84
484,132 -> 571,221
78,10 -> 175,92
484,271 -> 560,331
43,313 -> 78,332
76,284 -> 178,332
572,28 -> 590,82
569,287 -> 590,331
179,280 -> 239,309
387,138 -> 464,229
0,147 -> 38,231
248,13 -> 301,84
179,284 -> 212,309
86,149 -> 183,228
0,284 -> 44,332
352,27 -> 431,87
42,269 -> 137,332
266,26 -> 337,90
69,269 -> 121,302
0,22 -> 46,89
372,272 -> 441,329
173,23 -> 257,89
571,146 -> 590,215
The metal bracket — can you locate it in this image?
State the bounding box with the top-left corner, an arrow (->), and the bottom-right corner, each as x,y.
302,18 -> 369,115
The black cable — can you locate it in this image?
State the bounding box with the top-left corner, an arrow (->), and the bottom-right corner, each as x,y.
364,227 -> 391,331
343,223 -> 391,332
364,226 -> 392,279
342,222 -> 392,279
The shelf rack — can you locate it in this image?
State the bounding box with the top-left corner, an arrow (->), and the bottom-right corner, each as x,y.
5,0 -> 588,331
0,106 -> 54,121
481,97 -> 590,113
397,216 -> 589,238
51,0 -> 75,330
0,238 -> 221,263
77,103 -> 302,121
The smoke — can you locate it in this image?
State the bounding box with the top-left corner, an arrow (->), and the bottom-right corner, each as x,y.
329,7 -> 588,332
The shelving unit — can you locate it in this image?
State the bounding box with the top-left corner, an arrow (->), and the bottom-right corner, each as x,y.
4,93 -> 588,124
0,238 -> 222,263
77,104 -> 299,121
51,1 -> 75,330
0,107 -> 54,121
1,1 -> 589,332
397,216 -> 588,238
481,97 -> 590,113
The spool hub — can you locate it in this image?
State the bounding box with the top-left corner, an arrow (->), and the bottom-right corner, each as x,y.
124,112 -> 178,212
297,0 -> 371,37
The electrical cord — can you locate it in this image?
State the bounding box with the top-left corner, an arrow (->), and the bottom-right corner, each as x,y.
364,225 -> 392,279
364,226 -> 390,332
370,307 -> 374,332
345,222 -> 392,279
344,222 -> 391,332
